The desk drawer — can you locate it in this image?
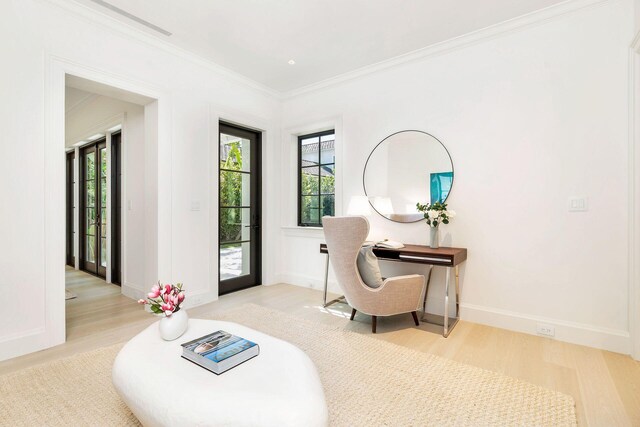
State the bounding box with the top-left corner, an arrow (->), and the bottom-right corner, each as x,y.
398,254 -> 453,265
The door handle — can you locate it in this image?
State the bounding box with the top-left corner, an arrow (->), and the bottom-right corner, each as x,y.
244,225 -> 260,229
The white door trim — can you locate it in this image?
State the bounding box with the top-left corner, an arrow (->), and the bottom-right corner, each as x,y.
4,54 -> 172,362
629,33 -> 640,361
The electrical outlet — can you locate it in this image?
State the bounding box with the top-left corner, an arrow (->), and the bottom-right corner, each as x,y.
568,196 -> 588,212
536,323 -> 555,337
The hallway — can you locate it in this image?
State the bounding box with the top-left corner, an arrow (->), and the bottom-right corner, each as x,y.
65,267 -> 146,341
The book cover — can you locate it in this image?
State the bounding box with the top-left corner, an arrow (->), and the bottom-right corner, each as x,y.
181,330 -> 259,374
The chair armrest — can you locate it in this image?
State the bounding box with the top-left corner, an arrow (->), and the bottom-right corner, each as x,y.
380,274 -> 424,291
369,274 -> 424,316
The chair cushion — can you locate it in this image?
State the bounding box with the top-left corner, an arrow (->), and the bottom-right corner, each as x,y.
357,246 -> 384,288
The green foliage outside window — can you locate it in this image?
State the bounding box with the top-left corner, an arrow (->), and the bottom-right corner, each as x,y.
300,165 -> 335,225
220,142 -> 243,243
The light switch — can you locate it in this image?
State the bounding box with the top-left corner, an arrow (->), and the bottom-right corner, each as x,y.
190,200 -> 201,211
568,197 -> 588,212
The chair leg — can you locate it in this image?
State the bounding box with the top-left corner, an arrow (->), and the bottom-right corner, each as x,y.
350,308 -> 357,321
411,311 -> 419,326
372,315 -> 377,333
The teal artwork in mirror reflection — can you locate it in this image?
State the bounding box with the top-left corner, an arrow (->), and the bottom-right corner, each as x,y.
430,172 -> 453,204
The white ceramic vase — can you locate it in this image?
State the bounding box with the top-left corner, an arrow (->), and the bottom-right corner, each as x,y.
429,226 -> 440,249
159,309 -> 188,341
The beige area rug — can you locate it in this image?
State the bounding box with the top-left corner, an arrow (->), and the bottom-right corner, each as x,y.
0,304 -> 576,427
64,289 -> 76,300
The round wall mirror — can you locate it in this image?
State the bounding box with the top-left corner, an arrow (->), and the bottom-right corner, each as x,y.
363,130 -> 454,223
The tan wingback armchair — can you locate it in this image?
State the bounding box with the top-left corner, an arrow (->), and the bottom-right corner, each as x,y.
322,216 -> 425,333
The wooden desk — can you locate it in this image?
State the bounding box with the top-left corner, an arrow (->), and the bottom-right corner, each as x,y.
319,243 -> 468,337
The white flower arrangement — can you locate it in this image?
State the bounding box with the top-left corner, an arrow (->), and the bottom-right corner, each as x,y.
416,201 -> 455,228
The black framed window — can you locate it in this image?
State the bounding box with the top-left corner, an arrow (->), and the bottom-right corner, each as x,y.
298,130 -> 335,226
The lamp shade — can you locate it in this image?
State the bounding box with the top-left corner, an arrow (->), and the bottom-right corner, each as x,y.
347,195 -> 372,216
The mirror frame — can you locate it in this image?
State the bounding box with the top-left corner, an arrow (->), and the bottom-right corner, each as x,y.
362,130 -> 454,223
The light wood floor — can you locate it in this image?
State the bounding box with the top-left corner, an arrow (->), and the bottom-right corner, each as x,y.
1,269 -> 639,426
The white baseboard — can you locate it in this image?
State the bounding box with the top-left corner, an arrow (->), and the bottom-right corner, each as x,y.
0,327 -> 51,362
277,275 -> 631,355
182,291 -> 218,309
460,302 -> 630,355
121,282 -> 144,301
122,283 -> 219,309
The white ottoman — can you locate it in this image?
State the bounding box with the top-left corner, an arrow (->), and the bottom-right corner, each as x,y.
112,319 -> 328,427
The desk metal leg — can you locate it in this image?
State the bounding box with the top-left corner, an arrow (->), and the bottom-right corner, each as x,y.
443,265 -> 460,338
455,265 -> 460,318
322,253 -> 346,308
444,267 -> 450,337
322,254 -> 329,305
421,265 -> 433,321
421,265 -> 460,338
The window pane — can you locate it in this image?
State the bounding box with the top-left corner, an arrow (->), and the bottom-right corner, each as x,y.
321,195 -> 335,217
320,135 -> 335,164
86,208 -> 95,235
86,180 -> 95,207
101,208 -> 107,236
300,136 -> 320,165
220,170 -> 250,207
320,164 -> 335,194
298,130 -> 335,227
100,148 -> 107,177
101,238 -> 107,267
86,152 -> 95,180
220,133 -> 251,172
86,235 -> 95,263
220,207 -> 250,243
220,242 -> 250,280
301,196 -> 320,225
301,167 -> 319,195
101,178 -> 107,206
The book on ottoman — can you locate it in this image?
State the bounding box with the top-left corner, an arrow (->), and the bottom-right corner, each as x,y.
181,330 -> 259,375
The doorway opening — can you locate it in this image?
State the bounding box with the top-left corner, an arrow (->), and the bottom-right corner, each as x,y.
64,74 -> 157,339
218,122 -> 262,295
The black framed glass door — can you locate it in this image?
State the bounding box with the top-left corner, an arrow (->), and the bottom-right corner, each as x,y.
66,151 -> 75,267
80,140 -> 107,278
110,131 -> 122,285
219,122 -> 261,295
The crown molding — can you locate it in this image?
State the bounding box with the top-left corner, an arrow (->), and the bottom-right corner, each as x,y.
41,0 -> 614,100
283,0 -> 613,99
40,0 -> 281,99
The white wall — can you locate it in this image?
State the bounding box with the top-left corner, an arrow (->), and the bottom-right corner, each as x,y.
0,0 -> 280,361
278,0 -> 634,353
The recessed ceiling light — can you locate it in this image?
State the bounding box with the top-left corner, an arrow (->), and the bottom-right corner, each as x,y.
288,59 -> 296,65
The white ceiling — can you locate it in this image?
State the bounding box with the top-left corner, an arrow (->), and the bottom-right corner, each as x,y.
65,87 -> 95,113
75,0 -> 567,92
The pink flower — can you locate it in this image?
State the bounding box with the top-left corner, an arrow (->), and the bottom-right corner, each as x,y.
170,295 -> 179,305
164,310 -> 173,317
177,292 -> 185,302
163,284 -> 172,295
161,302 -> 174,313
137,299 -> 147,304
148,285 -> 161,298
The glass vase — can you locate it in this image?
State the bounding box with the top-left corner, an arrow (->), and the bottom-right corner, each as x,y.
429,226 -> 439,249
